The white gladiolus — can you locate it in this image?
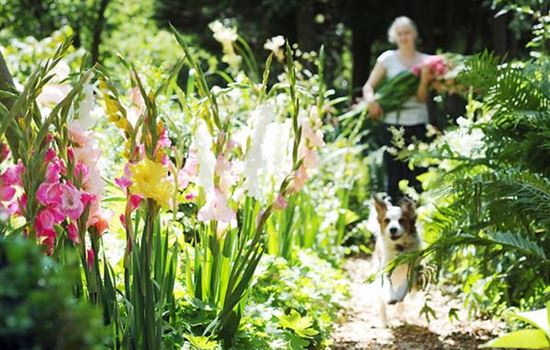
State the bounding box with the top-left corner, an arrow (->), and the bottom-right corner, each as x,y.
77,84 -> 96,129
193,119 -> 216,191
263,35 -> 285,61
242,102 -> 275,200
263,120 -> 293,190
209,20 -> 238,46
439,117 -> 485,158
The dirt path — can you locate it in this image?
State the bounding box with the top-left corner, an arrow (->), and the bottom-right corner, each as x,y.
332,257 -> 504,350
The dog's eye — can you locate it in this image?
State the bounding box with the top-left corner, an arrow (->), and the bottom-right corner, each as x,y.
384,218 -> 390,224
398,218 -> 405,224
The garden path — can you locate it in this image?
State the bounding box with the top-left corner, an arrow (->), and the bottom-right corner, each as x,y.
331,257 -> 504,350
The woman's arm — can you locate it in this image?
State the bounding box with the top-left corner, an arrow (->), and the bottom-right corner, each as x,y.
416,65 -> 431,102
362,62 -> 386,119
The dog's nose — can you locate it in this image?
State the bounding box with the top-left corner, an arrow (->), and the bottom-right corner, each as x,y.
389,227 -> 398,235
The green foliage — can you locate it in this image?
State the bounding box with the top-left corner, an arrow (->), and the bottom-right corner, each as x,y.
398,49 -> 550,317
0,237 -> 105,349
481,302 -> 550,349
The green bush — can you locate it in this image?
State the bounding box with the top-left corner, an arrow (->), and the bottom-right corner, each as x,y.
0,237 -> 105,350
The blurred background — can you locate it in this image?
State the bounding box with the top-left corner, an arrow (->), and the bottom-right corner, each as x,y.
0,0 -> 542,97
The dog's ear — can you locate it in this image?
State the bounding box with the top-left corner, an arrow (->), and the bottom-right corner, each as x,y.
399,197 -> 417,221
373,194 -> 387,218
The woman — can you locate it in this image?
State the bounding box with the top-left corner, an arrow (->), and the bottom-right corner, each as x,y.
362,16 -> 432,201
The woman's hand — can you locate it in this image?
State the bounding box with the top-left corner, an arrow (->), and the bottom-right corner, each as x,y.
368,99 -> 383,120
420,65 -> 432,86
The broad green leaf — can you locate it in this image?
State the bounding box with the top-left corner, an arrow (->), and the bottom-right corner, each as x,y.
513,308 -> 550,337
480,329 -> 550,349
184,334 -> 219,349
278,309 -> 319,338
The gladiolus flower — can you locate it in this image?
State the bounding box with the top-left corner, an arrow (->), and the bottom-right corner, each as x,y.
67,222 -> 80,244
129,194 -> 143,211
60,183 -> 85,220
197,187 -> 236,224
87,249 -> 95,271
129,158 -> 172,208
273,194 -> 288,210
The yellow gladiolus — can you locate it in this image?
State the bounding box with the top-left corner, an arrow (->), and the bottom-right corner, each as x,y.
130,158 -> 172,209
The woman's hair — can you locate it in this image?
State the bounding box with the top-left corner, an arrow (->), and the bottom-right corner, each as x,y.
387,16 -> 418,44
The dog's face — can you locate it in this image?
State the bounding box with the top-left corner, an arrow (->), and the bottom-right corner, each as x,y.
374,196 -> 416,241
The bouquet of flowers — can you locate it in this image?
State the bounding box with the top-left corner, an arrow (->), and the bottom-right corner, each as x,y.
374,54 -> 464,114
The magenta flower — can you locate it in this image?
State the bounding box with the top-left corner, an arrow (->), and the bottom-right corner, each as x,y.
129,193 -> 144,211
36,182 -> 63,206
45,158 -> 66,183
0,186 -> 16,202
0,162 -> 24,186
67,222 -> 80,244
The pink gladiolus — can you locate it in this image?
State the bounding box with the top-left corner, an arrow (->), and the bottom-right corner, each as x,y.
45,148 -> 56,162
74,161 -> 89,180
184,192 -> 196,201
45,158 -> 66,183
67,222 -> 80,244
129,193 -> 143,211
35,208 -> 57,232
0,186 -> 15,202
60,183 -> 85,220
0,162 -> 24,186
273,194 -> 288,210
16,194 -> 27,216
119,214 -> 127,228
36,182 -> 63,206
115,176 -> 133,189
197,187 -> 236,223
80,191 -> 96,206
67,146 -> 75,162
157,127 -> 171,148
289,164 -> 309,193
92,213 -> 109,237
87,249 -> 95,270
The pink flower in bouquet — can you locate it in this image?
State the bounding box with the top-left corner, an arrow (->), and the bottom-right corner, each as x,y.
67,222 -> 80,244
197,187 -> 236,223
115,164 -> 134,190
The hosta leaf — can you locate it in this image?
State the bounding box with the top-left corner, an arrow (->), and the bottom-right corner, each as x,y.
480,329 -> 550,349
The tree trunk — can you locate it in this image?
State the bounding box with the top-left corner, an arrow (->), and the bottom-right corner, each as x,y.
349,1 -> 372,98
91,0 -> 111,64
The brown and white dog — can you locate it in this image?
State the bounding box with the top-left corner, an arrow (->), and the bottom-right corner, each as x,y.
370,194 -> 420,327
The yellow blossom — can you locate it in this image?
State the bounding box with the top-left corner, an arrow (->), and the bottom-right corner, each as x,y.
130,158 -> 172,208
